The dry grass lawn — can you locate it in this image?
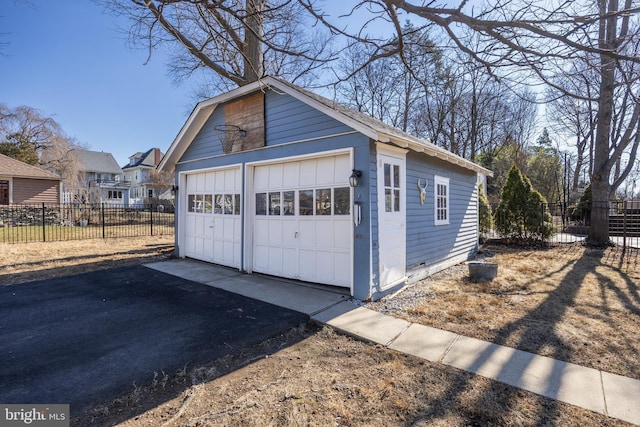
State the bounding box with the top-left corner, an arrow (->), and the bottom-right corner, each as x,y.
368,243 -> 640,380
0,236 -> 174,286
2,239 -> 636,426
78,326 -> 625,427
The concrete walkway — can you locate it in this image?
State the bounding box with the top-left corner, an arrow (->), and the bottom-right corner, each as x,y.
146,259 -> 640,426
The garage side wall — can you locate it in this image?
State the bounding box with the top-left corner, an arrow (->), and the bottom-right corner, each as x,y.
405,152 -> 478,281
12,178 -> 61,204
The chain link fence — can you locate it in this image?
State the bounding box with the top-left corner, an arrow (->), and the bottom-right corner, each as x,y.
0,203 -> 174,244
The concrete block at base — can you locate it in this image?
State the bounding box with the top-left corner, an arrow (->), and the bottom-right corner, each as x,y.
602,371 -> 640,425
312,302 -> 410,346
389,323 -> 459,362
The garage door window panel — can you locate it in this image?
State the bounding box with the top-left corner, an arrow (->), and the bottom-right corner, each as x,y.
234,194 -> 240,215
299,190 -> 313,215
316,188 -> 332,215
214,195 -> 223,214
188,194 -> 208,213
256,193 -> 267,215
334,187 -> 350,215
224,194 -> 234,214
283,191 -> 295,215
269,192 -> 281,215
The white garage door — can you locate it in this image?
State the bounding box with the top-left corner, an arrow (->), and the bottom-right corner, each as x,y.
184,167 -> 242,268
252,154 -> 352,288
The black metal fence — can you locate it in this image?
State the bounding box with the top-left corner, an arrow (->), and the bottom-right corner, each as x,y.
484,200 -> 640,249
0,203 -> 174,244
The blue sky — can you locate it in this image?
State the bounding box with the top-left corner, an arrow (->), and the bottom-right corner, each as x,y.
1,0 -> 197,167
0,1 -> 389,167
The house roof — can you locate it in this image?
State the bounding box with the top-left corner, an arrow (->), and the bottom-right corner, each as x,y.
159,76 -> 493,177
0,153 -> 62,180
122,148 -> 163,170
74,149 -> 123,175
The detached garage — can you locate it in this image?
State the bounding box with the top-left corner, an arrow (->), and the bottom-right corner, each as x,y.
160,77 -> 492,301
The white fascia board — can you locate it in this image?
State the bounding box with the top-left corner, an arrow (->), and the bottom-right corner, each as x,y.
379,132 -> 493,177
159,103 -> 216,173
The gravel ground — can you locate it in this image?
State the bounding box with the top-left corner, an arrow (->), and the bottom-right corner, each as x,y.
365,262 -> 471,314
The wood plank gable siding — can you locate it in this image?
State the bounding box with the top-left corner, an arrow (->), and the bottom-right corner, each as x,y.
405,152 -> 478,273
13,178 -> 60,204
224,92 -> 265,152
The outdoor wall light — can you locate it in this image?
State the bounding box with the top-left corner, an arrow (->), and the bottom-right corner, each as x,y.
349,169 -> 363,188
171,185 -> 179,194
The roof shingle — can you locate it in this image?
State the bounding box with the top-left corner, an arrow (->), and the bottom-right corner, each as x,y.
0,153 -> 62,180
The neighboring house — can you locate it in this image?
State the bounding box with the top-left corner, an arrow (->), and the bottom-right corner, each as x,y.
122,148 -> 169,203
72,149 -> 130,206
159,77 -> 493,301
0,153 -> 62,204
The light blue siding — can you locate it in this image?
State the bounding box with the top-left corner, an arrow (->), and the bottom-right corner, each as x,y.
180,89 -> 356,163
265,91 -> 353,145
180,107 -> 226,162
405,152 -> 478,273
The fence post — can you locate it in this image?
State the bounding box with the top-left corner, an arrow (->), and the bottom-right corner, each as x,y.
150,204 -> 154,236
102,203 -> 106,239
541,202 -> 546,244
42,202 -> 46,242
623,200 -> 627,249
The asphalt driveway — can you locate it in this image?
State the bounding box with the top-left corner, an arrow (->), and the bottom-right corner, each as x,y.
0,265 -> 309,414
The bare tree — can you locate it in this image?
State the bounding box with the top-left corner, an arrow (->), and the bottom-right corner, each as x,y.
305,0 -> 640,245
336,23 -> 440,133
0,104 -> 86,196
104,0 -> 334,93
546,64 -> 599,192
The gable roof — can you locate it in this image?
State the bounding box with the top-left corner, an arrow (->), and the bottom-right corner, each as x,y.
122,148 -> 163,170
74,149 -> 123,175
0,153 -> 61,180
159,76 -> 493,177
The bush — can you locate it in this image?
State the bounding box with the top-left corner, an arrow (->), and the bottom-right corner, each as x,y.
572,183 -> 591,224
495,165 -> 553,242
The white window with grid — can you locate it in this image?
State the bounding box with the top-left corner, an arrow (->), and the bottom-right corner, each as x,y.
434,175 -> 449,226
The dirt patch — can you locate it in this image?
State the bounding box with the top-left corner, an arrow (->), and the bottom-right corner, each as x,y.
4,239 -> 635,426
367,243 -> 640,380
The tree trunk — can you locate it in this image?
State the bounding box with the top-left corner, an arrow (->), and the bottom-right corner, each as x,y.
588,0 -> 616,246
571,133 -> 588,192
243,0 -> 264,83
